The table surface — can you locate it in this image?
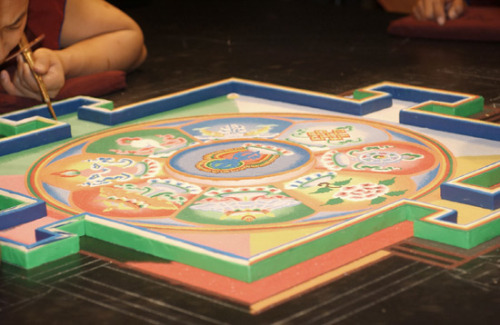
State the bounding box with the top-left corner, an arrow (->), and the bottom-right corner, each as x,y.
1,1 -> 499,324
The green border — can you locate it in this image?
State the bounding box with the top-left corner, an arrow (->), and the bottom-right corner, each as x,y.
414,215 -> 500,249
461,167 -> 500,189
416,97 -> 484,117
0,119 -> 55,137
0,195 -> 24,211
1,202 -> 497,279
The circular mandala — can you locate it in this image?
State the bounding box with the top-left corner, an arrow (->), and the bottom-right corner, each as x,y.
28,113 -> 452,230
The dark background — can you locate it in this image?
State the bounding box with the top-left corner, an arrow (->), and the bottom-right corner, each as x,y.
106,0 -> 500,108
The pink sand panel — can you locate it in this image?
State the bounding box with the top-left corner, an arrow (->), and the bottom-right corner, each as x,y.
1,175 -> 29,195
0,216 -> 59,245
155,229 -> 252,257
122,221 -> 413,305
0,175 -> 71,220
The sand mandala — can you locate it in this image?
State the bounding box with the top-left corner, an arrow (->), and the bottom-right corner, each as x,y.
28,113 -> 451,230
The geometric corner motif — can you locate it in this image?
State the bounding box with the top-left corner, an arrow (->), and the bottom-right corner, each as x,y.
441,161 -> 500,210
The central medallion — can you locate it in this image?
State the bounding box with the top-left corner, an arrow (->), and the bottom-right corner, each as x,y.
166,139 -> 314,186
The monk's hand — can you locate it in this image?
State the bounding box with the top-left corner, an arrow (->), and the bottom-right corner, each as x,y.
0,48 -> 65,100
413,0 -> 466,25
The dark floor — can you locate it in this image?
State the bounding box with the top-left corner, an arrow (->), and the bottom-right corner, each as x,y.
106,0 -> 500,108
1,1 -> 499,324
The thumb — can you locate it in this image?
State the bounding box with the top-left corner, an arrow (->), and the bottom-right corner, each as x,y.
32,49 -> 51,75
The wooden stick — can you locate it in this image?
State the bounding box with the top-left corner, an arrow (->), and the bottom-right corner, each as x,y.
1,34 -> 45,65
19,34 -> 57,120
